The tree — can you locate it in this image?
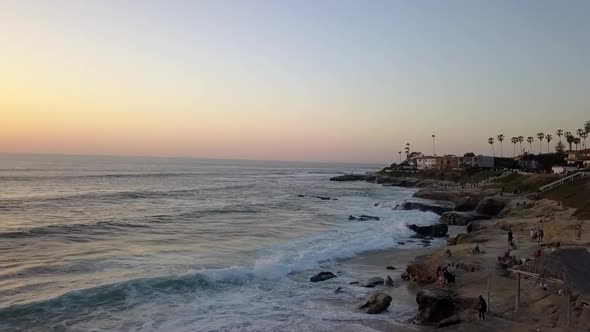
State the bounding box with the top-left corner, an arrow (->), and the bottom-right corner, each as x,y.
555,141 -> 565,153
582,132 -> 588,150
511,137 -> 518,157
556,129 -> 564,143
576,129 -> 586,149
574,137 -> 581,151
497,134 -> 505,157
405,143 -> 410,159
545,134 -> 552,153
526,137 -> 534,154
536,133 -> 545,154
488,137 -> 495,157
565,132 -> 575,151
518,136 -> 524,155
585,121 -> 590,134
398,151 -> 402,163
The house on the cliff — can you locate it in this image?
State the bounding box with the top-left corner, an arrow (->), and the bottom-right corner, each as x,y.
565,149 -> 590,168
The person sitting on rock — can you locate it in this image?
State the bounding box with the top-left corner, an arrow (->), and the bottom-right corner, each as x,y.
478,295 -> 487,319
534,249 -> 542,258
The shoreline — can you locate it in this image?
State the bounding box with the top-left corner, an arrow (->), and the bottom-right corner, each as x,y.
335,172 -> 589,331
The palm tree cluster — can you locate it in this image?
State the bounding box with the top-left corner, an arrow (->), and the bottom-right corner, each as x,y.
489,120 -> 589,157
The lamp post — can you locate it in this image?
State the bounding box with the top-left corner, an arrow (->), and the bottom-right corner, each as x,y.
432,134 -> 436,156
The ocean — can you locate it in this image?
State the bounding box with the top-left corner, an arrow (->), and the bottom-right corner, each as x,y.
0,154 -> 439,331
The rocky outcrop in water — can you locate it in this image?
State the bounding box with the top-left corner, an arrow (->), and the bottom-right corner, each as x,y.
330,174 -> 375,182
439,211 -> 491,226
407,224 -> 448,238
359,292 -> 393,314
384,275 -> 394,286
310,271 -> 337,282
361,277 -> 385,288
400,199 -> 455,215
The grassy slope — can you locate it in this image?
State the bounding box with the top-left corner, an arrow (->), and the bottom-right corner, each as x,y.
489,173 -> 559,193
542,177 -> 590,220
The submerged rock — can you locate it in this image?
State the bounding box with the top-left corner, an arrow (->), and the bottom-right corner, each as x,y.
386,266 -> 396,270
407,224 -> 448,238
349,215 -> 380,221
359,292 -> 392,314
361,277 -> 385,288
310,271 -> 337,282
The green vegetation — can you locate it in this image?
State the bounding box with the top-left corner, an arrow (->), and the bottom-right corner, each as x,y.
543,178 -> 590,220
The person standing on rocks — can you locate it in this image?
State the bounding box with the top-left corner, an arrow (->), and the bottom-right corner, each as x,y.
507,229 -> 513,244
478,295 -> 487,320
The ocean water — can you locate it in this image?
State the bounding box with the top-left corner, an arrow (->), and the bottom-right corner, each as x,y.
0,154 -> 439,332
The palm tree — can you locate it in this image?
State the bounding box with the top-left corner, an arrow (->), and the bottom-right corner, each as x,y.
488,137 -> 495,157
398,151 -> 402,163
405,143 -> 410,159
536,133 -> 545,154
574,137 -> 581,151
583,132 -> 588,150
497,134 -> 505,157
585,120 -> 590,134
545,134 -> 552,153
511,137 -> 518,157
565,132 -> 574,151
526,137 -> 534,154
577,129 -> 585,150
518,136 -> 524,155
556,129 -> 564,143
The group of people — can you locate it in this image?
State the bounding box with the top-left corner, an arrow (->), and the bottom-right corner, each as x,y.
497,251 -> 521,269
530,227 -> 544,243
436,264 -> 456,287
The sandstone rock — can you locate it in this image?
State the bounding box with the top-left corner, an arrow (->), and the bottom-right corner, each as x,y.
361,277 -> 384,288
466,220 -> 485,233
415,289 -> 456,325
407,224 -> 448,238
385,275 -> 394,286
359,292 -> 392,314
453,198 -> 480,212
475,197 -> 511,216
400,199 -> 455,215
439,211 -> 491,226
310,271 -> 337,282
401,272 -> 410,280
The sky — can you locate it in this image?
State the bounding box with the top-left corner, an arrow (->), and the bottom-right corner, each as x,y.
1,0 -> 589,163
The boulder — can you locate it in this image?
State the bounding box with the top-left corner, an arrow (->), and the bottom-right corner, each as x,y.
401,272 -> 410,280
385,275 -> 394,286
361,277 -> 385,288
400,199 -> 455,215
475,197 -> 511,216
359,292 -> 393,314
415,289 -> 456,325
454,198 -> 480,212
349,215 -> 380,221
407,224 -> 448,238
386,266 -> 396,270
310,271 -> 337,282
466,220 -> 485,233
439,211 -> 492,226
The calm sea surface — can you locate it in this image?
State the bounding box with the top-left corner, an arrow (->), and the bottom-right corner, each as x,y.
0,154 -> 437,331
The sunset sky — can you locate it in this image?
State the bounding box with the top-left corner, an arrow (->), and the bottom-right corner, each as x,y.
1,0 -> 589,163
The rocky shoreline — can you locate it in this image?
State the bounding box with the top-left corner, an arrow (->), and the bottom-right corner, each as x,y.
326,172 -> 589,331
